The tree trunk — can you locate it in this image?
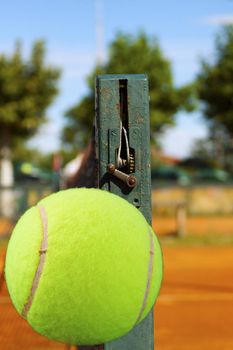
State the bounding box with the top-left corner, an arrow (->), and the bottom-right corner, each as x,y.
0,128 -> 14,187
0,149 -> 14,187
0,129 -> 15,218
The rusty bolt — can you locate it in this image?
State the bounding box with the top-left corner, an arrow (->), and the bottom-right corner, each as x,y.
127,175 -> 137,188
107,163 -> 116,174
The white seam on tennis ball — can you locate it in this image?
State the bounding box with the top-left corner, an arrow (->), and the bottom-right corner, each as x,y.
21,205 -> 48,318
134,227 -> 154,325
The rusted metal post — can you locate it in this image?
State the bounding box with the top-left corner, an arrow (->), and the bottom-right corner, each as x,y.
78,74 -> 153,350
176,202 -> 187,237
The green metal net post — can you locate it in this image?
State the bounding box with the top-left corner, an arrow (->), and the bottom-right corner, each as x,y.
79,74 -> 153,350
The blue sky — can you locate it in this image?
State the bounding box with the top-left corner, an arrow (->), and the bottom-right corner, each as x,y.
1,0 -> 232,158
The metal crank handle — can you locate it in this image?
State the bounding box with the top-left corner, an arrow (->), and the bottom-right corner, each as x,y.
107,164 -> 137,188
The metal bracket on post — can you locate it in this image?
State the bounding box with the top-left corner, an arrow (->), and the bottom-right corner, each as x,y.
79,74 -> 153,350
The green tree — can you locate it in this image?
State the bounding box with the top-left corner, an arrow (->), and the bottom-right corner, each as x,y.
0,41 -> 60,184
197,25 -> 233,136
63,32 -> 195,150
191,138 -> 216,165
196,25 -> 233,171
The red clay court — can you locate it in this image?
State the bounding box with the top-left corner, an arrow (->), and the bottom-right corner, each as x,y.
1,241 -> 233,350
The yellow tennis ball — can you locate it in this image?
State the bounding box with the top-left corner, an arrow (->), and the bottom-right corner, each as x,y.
5,188 -> 163,345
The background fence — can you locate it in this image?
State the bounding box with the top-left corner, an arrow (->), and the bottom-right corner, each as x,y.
0,182 -> 55,222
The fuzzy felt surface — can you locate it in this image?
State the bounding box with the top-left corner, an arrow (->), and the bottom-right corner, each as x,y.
5,188 -> 163,345
5,206 -> 42,314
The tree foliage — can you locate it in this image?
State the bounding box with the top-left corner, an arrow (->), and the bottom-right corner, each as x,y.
63,32 -> 195,149
0,41 -> 60,150
197,25 -> 233,136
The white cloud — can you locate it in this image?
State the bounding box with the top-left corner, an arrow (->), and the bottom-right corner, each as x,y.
162,40 -> 212,85
47,48 -> 96,66
161,127 -> 207,159
46,47 -> 97,82
160,113 -> 208,158
203,15 -> 233,26
27,119 -> 62,154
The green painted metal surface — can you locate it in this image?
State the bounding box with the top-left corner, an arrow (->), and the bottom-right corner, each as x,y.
95,74 -> 154,350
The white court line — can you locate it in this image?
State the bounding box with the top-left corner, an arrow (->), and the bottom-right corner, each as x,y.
158,293 -> 233,303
